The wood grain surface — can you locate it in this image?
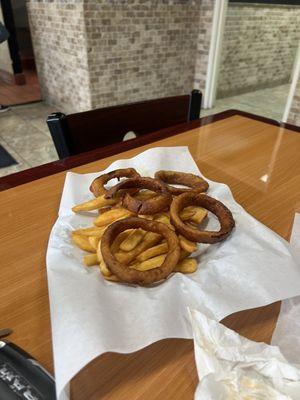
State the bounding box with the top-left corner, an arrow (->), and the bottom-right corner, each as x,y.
1,114 -> 299,399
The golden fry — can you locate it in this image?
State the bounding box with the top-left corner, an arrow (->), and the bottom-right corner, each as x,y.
111,230 -> 133,253
96,239 -> 103,263
136,242 -> 168,262
190,208 -> 208,224
120,229 -> 146,251
179,235 -> 198,253
72,194 -> 117,212
98,206 -> 112,214
103,274 -> 120,282
73,226 -> 106,238
131,254 -> 167,271
99,260 -> 111,277
154,213 -> 175,230
180,207 -> 196,221
180,206 -> 207,224
83,253 -> 99,266
133,190 -> 157,201
72,233 -> 95,253
174,258 -> 197,273
94,208 -> 132,227
88,236 -> 100,250
115,231 -> 162,265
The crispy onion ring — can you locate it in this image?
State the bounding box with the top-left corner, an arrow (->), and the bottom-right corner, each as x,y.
101,217 -> 181,284
170,192 -> 235,243
89,168 -> 140,197
155,170 -> 209,195
105,177 -> 172,215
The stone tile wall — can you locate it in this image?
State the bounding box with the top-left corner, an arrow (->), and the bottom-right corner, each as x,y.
85,0 -> 201,108
27,0 -> 215,112
27,0 -> 91,113
288,78 -> 300,127
193,0 -> 214,97
218,3 -> 300,98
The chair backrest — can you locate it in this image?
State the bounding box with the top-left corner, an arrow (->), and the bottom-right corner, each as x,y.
47,90 -> 202,159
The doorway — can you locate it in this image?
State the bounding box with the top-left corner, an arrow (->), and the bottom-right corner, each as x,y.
0,0 -> 41,105
202,0 -> 300,122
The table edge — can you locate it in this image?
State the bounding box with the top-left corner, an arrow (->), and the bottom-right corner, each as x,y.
0,109 -> 299,192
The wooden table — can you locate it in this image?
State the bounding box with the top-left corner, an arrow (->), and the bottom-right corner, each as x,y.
1,110 -> 300,399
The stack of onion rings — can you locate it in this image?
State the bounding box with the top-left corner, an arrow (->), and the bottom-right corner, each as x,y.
101,217 -> 180,284
74,168 -> 236,286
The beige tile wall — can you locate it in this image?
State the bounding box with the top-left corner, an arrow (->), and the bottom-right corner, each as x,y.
27,0 -> 215,113
27,0 -> 91,113
218,3 -> 300,98
85,0 -> 201,109
288,78 -> 300,127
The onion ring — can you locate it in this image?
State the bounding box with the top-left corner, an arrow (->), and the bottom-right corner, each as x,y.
155,170 -> 209,195
105,177 -> 172,215
170,192 -> 235,243
89,168 -> 140,197
101,217 -> 181,284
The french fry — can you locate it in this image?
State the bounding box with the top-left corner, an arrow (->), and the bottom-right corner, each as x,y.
89,236 -> 100,250
94,208 -> 132,227
174,258 -> 197,273
72,233 -> 95,253
131,254 -> 167,271
180,207 -> 196,221
99,260 -> 111,277
83,253 -> 99,266
72,194 -> 117,212
133,190 -> 157,201
136,242 -> 168,262
111,230 -> 133,253
72,226 -> 106,237
98,206 -> 112,214
190,208 -> 208,224
154,213 -> 175,230
179,235 -> 198,253
115,231 -> 162,265
180,206 -> 207,224
103,274 -> 120,282
120,229 -> 146,251
96,239 -> 103,263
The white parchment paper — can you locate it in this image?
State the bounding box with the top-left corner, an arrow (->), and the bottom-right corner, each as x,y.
46,147 -> 300,399
190,308 -> 300,399
271,213 -> 300,364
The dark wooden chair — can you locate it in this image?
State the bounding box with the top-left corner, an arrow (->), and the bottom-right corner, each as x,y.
47,90 -> 202,159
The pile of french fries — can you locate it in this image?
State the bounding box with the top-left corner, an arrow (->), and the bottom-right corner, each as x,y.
71,190 -> 207,283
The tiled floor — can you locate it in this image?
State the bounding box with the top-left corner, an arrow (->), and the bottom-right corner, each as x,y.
0,102 -> 58,177
201,84 -> 290,121
0,84 -> 291,178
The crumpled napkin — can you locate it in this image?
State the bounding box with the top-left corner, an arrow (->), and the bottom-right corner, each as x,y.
189,308 -> 300,399
271,213 -> 300,365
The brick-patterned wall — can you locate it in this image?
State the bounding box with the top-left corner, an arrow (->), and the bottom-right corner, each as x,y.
218,3 -> 300,98
85,0 -> 201,109
194,0 -> 214,97
27,0 -> 91,113
28,0 -> 214,112
288,78 -> 300,127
